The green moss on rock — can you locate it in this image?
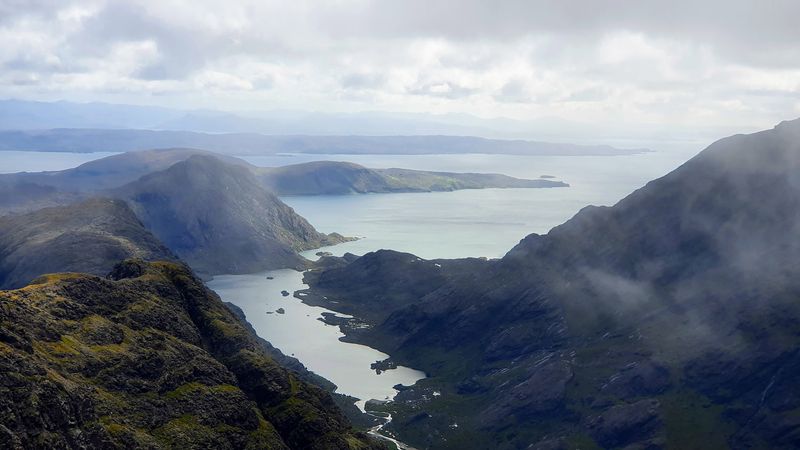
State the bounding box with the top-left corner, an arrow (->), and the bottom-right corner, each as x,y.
0,259 -> 386,449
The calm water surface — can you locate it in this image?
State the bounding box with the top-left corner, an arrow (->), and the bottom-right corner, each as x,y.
207,269 -> 425,409
246,150 -> 700,259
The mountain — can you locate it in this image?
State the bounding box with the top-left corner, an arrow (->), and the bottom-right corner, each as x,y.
0,99 -> 740,143
301,118 -> 800,449
1,148 -> 250,193
256,161 -> 391,195
256,161 -> 567,195
1,149 -> 566,214
0,198 -> 175,289
0,259 -> 385,449
0,149 -> 209,214
375,167 -> 566,191
112,155 -> 348,275
0,178 -> 83,215
0,128 -> 646,156
0,99 -> 503,135
0,149 -> 558,280
0,152 -> 351,275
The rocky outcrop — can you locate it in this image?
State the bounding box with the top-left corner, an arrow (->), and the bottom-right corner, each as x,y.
589,399 -> 662,448
0,198 -> 175,289
0,259 -> 385,449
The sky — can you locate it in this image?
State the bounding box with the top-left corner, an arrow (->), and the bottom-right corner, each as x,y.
2,0 -> 800,135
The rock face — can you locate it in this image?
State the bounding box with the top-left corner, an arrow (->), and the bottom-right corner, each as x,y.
589,399 -> 662,448
0,127 -> 645,156
0,198 -> 175,289
0,259 -> 385,450
113,155 -> 348,275
305,118 -> 800,449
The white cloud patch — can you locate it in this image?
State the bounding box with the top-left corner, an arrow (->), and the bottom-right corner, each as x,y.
0,0 -> 799,133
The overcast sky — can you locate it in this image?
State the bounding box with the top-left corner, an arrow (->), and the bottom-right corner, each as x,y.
2,0 -> 800,134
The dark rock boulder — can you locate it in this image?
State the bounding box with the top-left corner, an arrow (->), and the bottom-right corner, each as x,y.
589,399 -> 662,448
0,198 -> 175,289
480,359 -> 573,425
601,361 -> 671,399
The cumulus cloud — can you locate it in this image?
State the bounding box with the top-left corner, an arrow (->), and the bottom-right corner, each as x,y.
0,0 -> 799,133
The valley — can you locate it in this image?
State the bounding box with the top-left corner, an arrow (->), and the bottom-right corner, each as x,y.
2,4 -> 797,449
0,145 -> 683,448
2,120 -> 799,448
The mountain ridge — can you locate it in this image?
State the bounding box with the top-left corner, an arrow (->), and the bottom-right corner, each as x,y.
0,128 -> 647,156
0,259 -> 386,449
301,117 -> 800,449
256,160 -> 567,195
0,198 -> 176,289
1,149 -> 567,215
111,155 -> 349,275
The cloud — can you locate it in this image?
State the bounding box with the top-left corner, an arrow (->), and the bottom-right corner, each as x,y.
340,72 -> 386,90
495,79 -> 533,103
0,0 -> 799,134
408,80 -> 478,99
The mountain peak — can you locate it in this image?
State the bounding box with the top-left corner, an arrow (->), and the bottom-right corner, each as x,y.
115,155 -> 347,275
0,259 -> 383,449
302,119 -> 800,449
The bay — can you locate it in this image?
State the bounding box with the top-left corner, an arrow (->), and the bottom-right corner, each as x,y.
257,150 -> 700,259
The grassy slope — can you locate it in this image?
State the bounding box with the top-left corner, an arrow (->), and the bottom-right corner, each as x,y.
0,259 -> 386,450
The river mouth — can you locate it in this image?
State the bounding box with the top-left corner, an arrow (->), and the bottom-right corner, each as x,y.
207,268 -> 426,411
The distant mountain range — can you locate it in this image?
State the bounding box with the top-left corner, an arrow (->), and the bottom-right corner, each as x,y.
0,128 -> 646,156
0,99 -> 655,156
0,147 -> 567,209
0,99 -> 527,135
301,118 -> 800,449
256,161 -> 566,195
0,99 -> 746,146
